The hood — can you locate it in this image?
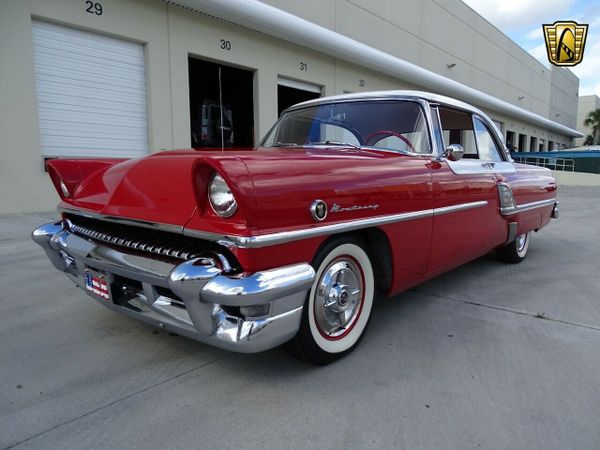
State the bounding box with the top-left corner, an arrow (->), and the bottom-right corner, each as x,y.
57,152 -> 204,227
190,146 -> 432,232
53,146 -> 431,233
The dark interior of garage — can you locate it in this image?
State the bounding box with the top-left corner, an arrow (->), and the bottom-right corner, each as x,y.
188,57 -> 255,149
278,84 -> 320,116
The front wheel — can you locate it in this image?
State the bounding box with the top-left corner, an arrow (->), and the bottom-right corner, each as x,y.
288,238 -> 375,365
496,232 -> 530,263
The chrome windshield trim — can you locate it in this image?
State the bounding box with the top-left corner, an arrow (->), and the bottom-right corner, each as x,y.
500,198 -> 557,215
265,98 -> 436,156
61,201 -> 489,249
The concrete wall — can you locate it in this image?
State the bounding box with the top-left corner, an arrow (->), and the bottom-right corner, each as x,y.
552,170 -> 600,187
262,0 -> 579,125
0,0 -> 580,213
575,95 -> 600,146
0,0 -> 172,213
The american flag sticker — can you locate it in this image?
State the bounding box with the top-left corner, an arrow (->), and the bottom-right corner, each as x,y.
84,271 -> 110,301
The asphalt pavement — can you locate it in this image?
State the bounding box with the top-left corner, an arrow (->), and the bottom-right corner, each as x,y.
1,187 -> 600,449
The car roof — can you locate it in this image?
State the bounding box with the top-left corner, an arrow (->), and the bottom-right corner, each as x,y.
287,90 -> 485,116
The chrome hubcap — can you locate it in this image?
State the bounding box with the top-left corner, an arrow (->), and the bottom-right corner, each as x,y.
516,233 -> 527,252
314,258 -> 363,338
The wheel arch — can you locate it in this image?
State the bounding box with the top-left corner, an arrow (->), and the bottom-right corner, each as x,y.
312,227 -> 393,295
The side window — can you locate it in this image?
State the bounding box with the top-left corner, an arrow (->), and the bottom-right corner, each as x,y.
473,117 -> 503,161
438,108 -> 478,158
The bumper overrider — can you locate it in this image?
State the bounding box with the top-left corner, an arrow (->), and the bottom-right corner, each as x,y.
32,221 -> 315,353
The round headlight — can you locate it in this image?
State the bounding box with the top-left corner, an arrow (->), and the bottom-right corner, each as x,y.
208,173 -> 237,218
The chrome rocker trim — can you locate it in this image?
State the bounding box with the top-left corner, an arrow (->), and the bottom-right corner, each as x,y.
500,198 -> 557,216
32,221 -> 315,353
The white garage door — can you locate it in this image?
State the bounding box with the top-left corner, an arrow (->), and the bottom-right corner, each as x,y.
32,21 -> 148,158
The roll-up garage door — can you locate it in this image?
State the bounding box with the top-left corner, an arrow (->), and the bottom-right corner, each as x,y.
32,21 -> 148,158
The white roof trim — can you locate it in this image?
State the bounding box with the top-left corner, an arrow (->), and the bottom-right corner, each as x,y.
164,0 -> 583,138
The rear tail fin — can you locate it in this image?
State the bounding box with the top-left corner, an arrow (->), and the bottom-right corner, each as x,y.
46,159 -> 124,200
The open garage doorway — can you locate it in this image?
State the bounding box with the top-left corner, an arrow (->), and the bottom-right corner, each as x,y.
277,78 -> 321,116
530,137 -> 538,152
518,134 -> 527,152
188,57 -> 254,149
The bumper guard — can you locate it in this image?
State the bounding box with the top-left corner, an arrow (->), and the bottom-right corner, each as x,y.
32,221 -> 315,353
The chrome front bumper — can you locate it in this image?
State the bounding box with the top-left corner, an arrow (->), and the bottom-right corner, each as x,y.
32,221 -> 315,353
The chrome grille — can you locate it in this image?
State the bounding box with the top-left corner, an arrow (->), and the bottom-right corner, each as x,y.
65,214 -> 222,261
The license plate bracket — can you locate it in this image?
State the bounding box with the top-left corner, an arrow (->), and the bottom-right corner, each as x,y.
84,268 -> 112,302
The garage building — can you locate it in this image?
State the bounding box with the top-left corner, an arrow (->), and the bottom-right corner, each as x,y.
0,0 -> 582,214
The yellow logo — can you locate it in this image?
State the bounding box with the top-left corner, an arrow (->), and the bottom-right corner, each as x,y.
543,21 -> 588,66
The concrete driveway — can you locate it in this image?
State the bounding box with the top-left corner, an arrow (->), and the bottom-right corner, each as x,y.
2,187 -> 600,449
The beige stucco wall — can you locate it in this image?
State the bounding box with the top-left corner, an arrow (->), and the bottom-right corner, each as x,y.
262,0 -> 579,126
0,0 -> 172,213
0,0 -> 580,213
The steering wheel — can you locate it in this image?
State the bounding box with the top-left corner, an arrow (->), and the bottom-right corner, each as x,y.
364,130 -> 415,152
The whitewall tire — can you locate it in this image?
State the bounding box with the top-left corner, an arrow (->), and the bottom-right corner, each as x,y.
497,232 -> 531,264
289,238 -> 375,364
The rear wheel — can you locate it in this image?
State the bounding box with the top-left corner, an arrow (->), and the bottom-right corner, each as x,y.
288,238 -> 375,365
496,232 -> 530,263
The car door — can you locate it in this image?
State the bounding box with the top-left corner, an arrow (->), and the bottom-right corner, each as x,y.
427,106 -> 509,275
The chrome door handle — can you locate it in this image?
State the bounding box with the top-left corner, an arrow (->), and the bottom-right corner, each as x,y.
481,162 -> 495,169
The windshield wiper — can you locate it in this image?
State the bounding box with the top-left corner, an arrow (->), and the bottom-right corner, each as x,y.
309,141 -> 361,150
269,142 -> 299,147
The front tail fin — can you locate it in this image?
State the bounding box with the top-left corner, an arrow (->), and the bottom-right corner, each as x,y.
46,159 -> 124,200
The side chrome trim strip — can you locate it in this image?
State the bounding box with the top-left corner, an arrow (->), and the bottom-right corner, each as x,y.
61,200 -> 489,249
500,198 -> 556,216
188,200 -> 488,248
433,200 -> 488,216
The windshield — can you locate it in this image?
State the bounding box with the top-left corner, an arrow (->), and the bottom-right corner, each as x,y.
261,100 -> 432,154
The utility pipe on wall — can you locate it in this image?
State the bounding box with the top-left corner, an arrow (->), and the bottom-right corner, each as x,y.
164,0 -> 582,138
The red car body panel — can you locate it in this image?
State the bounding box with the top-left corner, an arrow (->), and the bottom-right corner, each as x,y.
50,146 -> 556,298
46,91 -> 559,301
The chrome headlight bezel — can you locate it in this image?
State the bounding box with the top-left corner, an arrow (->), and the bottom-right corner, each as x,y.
208,173 -> 238,218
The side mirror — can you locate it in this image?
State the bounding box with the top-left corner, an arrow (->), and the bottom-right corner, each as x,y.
442,144 -> 464,161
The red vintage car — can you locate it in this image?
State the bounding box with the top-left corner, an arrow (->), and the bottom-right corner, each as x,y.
33,91 -> 558,364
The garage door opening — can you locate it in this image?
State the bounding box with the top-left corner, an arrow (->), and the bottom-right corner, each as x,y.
530,137 -> 538,152
506,130 -> 515,149
32,21 -> 148,159
188,57 -> 254,149
277,78 -> 321,116
518,134 -> 527,152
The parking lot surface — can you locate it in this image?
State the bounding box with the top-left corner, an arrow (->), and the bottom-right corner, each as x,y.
2,187 -> 600,449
